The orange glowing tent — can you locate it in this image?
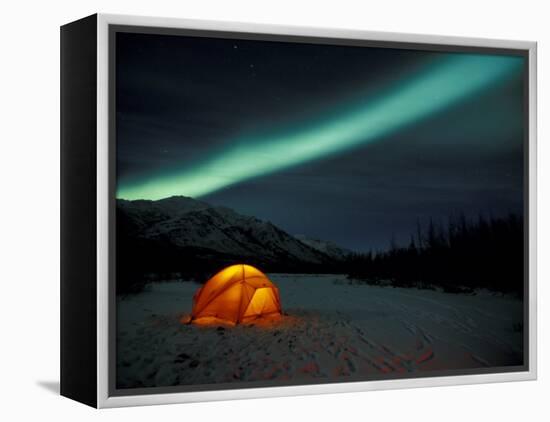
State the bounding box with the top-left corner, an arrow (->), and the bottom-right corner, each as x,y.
190,264 -> 282,325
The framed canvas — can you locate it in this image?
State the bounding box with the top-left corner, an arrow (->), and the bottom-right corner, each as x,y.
60,13 -> 537,408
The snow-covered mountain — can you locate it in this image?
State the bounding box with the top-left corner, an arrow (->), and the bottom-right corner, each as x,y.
117,196 -> 333,267
294,234 -> 352,260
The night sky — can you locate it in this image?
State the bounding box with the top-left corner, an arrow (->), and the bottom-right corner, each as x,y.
116,32 -> 525,252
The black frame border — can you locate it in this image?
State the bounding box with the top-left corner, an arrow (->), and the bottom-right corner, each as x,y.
60,13 -> 98,408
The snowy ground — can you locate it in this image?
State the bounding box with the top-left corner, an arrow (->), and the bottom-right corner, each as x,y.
116,274 -> 524,389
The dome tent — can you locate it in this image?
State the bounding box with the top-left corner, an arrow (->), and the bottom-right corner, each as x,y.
191,264 -> 282,325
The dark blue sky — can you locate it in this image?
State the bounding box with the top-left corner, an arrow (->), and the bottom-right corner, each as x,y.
116,32 -> 525,252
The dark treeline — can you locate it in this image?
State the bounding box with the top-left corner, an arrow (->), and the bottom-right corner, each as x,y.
346,213 -> 524,296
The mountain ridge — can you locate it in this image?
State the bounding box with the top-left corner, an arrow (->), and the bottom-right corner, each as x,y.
116,196 -> 347,291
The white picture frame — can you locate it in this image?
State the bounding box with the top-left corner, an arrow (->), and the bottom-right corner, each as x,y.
61,13 -> 537,408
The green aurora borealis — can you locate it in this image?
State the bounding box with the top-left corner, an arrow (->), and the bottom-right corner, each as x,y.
116,53 -> 523,201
